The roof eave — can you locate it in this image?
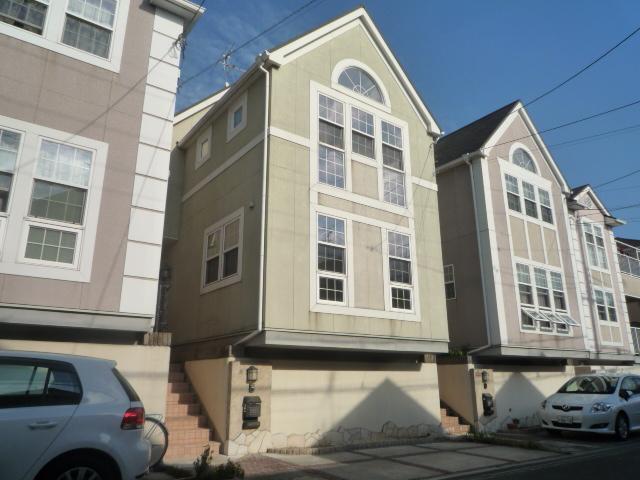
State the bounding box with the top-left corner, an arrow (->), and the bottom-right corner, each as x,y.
149,0 -> 205,32
435,150 -> 486,174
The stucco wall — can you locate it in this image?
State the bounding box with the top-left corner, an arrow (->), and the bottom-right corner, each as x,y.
437,363 -> 475,425
270,360 -> 441,437
0,339 -> 170,415
185,358 -> 231,443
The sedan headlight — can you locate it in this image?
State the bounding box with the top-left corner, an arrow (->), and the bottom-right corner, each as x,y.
541,399 -> 548,409
591,402 -> 613,413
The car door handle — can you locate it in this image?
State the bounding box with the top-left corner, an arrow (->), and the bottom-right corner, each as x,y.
28,421 -> 58,430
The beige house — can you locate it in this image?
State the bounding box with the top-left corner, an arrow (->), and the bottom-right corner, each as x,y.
436,101 -> 639,432
164,7 -> 451,455
0,0 -> 203,417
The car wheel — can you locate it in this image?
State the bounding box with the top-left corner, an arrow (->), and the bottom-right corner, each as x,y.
545,428 -> 562,437
36,453 -> 119,480
615,413 -> 630,441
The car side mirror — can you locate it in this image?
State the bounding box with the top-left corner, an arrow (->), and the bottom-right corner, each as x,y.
620,389 -> 630,401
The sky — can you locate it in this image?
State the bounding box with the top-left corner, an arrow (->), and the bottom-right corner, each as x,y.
177,0 -> 640,239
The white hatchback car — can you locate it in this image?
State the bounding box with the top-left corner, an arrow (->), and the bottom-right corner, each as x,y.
539,373 -> 640,440
0,350 -> 150,480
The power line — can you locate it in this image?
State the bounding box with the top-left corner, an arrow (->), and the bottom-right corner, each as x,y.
522,24 -> 640,108
547,122 -> 640,150
481,98 -> 640,152
179,0 -> 323,88
594,168 -> 640,189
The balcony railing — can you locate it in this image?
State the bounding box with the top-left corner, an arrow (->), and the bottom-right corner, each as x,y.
631,327 -> 640,356
617,240 -> 640,277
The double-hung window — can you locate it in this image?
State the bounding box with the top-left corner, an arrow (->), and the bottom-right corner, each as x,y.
62,0 -> 117,58
317,214 -> 346,303
516,264 -> 533,306
534,267 -> 551,309
381,121 -> 406,207
351,107 -> 375,158
550,271 -> 566,311
203,214 -> 242,289
522,181 -> 538,218
0,0 -> 48,34
24,140 -> 93,265
539,189 -> 553,224
594,289 -> 617,322
583,223 -> 608,269
444,264 -> 455,300
318,94 -> 345,189
0,128 -> 21,212
388,231 -> 412,310
505,174 -> 521,213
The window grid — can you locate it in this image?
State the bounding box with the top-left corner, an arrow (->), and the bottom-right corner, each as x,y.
24,226 -> 77,264
522,181 -> 538,218
318,94 -> 345,189
318,94 -> 344,126
539,189 -> 553,224
204,216 -> 241,287
444,264 -> 456,300
388,231 -> 412,310
351,107 -> 375,159
583,223 -> 608,269
317,215 -> 346,304
0,0 -> 48,34
594,289 -> 617,323
337,67 -> 384,104
512,148 -> 537,173
0,128 -> 21,213
505,174 -> 521,212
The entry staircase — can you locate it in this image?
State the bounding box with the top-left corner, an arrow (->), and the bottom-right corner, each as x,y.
163,363 -> 221,463
440,402 -> 471,436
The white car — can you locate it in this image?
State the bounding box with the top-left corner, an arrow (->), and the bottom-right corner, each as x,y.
539,373 -> 640,440
0,350 -> 150,480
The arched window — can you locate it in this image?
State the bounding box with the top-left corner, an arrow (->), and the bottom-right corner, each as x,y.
338,67 -> 384,103
512,148 -> 537,173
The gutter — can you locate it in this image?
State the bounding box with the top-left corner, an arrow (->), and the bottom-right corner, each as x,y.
229,58 -> 271,353
435,150 -> 485,175
463,154 -> 494,357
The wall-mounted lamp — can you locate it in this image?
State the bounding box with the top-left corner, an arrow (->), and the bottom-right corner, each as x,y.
246,366 -> 258,392
481,370 -> 489,389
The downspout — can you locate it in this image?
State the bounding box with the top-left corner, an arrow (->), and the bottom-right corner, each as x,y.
464,155 -> 493,357
228,60 -> 271,354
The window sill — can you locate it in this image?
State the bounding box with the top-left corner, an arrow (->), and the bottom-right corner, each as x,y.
201,273 -> 241,294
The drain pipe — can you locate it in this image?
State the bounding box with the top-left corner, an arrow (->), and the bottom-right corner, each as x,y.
228,58 -> 271,355
464,154 -> 494,357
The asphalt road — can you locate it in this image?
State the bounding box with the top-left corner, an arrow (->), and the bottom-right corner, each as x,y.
466,434 -> 640,480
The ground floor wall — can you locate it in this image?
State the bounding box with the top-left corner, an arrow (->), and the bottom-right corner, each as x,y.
186,356 -> 444,455
0,339 -> 170,415
438,359 -> 640,433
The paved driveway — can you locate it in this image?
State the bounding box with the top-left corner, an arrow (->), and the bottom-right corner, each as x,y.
243,441 -> 558,480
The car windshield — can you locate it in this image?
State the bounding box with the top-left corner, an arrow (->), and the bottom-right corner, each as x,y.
558,376 -> 619,394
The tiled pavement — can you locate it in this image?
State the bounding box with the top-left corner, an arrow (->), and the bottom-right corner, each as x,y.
237,441 -> 559,480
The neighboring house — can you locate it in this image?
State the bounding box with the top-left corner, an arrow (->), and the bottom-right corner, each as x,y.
164,7 -> 450,455
0,0 -> 203,416
435,101 -> 639,432
615,236 -> 640,354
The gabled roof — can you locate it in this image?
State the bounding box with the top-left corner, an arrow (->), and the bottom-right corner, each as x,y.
567,184 -> 625,227
435,101 -> 519,167
268,6 -> 441,135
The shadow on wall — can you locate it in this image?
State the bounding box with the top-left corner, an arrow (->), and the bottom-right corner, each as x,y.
483,366 -> 569,431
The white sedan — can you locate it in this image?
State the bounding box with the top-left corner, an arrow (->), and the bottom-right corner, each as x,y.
0,350 -> 150,480
539,373 -> 640,440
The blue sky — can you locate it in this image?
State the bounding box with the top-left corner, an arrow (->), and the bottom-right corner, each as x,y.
177,0 -> 640,238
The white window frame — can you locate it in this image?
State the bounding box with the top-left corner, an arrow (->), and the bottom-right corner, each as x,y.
593,287 -> 617,324
444,264 -> 456,300
514,261 -> 574,336
226,92 -> 247,142
200,207 -> 244,294
0,114 -> 107,282
195,126 -> 211,170
0,0 -> 130,72
317,92 -> 346,189
387,230 -> 414,312
582,220 -> 609,272
330,59 -> 391,111
350,106 -> 375,160
381,120 -> 407,208
315,212 -> 347,306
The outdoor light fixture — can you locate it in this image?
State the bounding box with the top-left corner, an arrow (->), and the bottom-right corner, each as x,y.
481,370 -> 489,389
246,366 -> 258,392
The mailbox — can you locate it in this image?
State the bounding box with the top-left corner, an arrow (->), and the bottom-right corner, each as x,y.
242,396 -> 261,429
482,393 -> 494,417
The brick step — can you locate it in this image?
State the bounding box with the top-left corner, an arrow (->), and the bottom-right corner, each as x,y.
164,441 -> 220,463
169,427 -> 212,444
441,416 -> 461,427
169,363 -> 184,373
168,382 -> 191,393
165,415 -> 207,430
166,402 -> 201,416
444,424 -> 471,435
166,391 -> 197,405
168,371 -> 185,382
440,408 -> 447,417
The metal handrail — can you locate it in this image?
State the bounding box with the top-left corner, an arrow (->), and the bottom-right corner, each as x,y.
618,253 -> 640,277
